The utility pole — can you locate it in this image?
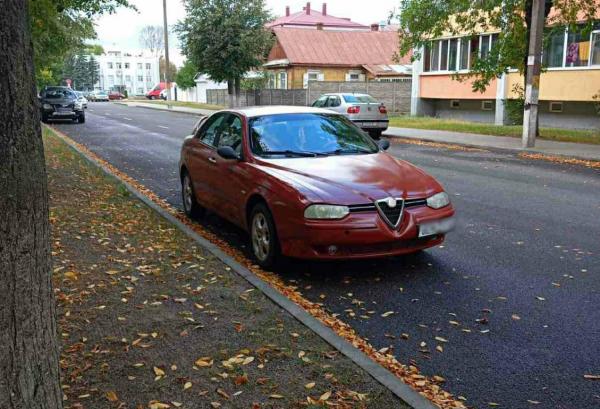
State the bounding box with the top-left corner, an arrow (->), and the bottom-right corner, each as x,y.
162,0 -> 172,101
522,0 -> 545,148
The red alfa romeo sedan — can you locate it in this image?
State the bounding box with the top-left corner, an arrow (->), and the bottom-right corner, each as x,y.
179,106 -> 454,268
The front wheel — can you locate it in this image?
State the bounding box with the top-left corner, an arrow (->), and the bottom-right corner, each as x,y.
250,203 -> 280,269
181,171 -> 204,218
78,113 -> 85,123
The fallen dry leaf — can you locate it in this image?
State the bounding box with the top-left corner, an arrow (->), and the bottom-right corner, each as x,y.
105,391 -> 118,402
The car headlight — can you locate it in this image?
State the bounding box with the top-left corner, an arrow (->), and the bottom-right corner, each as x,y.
74,101 -> 83,109
43,103 -> 53,110
304,204 -> 349,219
427,192 -> 450,209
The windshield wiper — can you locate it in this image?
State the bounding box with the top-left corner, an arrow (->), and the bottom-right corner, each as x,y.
261,150 -> 327,157
324,147 -> 374,155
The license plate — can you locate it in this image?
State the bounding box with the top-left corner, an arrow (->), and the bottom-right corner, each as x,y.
418,217 -> 455,238
57,108 -> 72,113
360,122 -> 386,128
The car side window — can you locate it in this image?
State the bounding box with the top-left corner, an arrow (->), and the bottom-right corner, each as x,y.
198,114 -> 226,147
312,95 -> 328,107
326,96 -> 340,107
216,115 -> 243,154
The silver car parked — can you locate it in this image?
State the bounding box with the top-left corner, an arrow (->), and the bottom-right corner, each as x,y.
312,93 -> 389,139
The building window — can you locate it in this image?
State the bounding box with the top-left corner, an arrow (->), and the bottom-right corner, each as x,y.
592,31 -> 600,66
137,75 -> 143,82
278,71 -> 287,89
267,73 -> 276,88
541,25 -> 600,68
125,75 -> 131,82
125,63 -> 130,69
543,30 -> 566,67
549,101 -> 564,112
481,100 -> 493,111
431,41 -> 440,71
137,63 -> 143,69
450,100 -> 460,109
346,70 -> 363,81
137,87 -> 144,94
146,76 -> 152,82
440,39 -> 449,70
459,37 -> 470,70
107,62 -> 113,69
146,63 -> 151,69
116,63 -> 122,69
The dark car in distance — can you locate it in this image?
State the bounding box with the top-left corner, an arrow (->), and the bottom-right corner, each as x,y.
40,86 -> 85,123
179,106 -> 455,268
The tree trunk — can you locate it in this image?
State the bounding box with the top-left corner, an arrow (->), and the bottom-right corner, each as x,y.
227,79 -> 234,108
234,77 -> 241,108
0,2 -> 62,409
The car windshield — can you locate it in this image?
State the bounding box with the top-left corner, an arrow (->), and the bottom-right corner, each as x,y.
45,89 -> 74,99
342,94 -> 378,103
249,113 -> 379,158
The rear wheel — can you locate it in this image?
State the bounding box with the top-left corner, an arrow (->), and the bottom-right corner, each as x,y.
181,171 -> 204,218
250,203 -> 280,269
78,113 -> 85,123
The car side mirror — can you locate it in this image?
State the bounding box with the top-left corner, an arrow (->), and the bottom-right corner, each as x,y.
378,139 -> 390,151
217,146 -> 240,160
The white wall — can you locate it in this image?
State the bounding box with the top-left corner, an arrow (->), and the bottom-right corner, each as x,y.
96,50 -> 160,96
174,74 -> 227,103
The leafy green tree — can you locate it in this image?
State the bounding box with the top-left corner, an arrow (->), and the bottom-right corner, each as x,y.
396,0 -> 598,92
29,0 -> 131,88
175,60 -> 198,90
87,55 -> 101,89
176,0 -> 273,107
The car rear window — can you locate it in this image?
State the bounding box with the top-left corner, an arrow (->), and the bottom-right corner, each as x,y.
342,94 -> 378,103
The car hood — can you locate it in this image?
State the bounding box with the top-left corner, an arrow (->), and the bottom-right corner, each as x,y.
255,152 -> 443,204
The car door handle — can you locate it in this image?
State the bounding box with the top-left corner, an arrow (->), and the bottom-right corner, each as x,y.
208,157 -> 217,164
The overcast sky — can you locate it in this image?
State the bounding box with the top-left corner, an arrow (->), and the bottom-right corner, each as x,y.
94,0 -> 399,66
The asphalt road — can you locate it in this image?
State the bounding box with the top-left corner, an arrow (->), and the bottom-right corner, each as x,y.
53,102 -> 600,409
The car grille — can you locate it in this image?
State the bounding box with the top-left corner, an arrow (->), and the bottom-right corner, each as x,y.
348,198 -> 426,213
349,198 -> 427,229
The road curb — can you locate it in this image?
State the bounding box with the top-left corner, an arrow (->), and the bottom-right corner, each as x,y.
384,133 -> 600,164
118,101 -> 212,116
46,125 -> 439,409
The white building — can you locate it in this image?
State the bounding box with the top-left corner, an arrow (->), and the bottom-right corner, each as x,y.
95,49 -> 160,96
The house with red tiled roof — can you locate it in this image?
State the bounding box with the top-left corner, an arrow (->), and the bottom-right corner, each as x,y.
264,27 -> 411,89
266,2 -> 369,31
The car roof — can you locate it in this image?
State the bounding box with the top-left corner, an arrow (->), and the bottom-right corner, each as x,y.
228,105 -> 337,118
324,93 -> 371,97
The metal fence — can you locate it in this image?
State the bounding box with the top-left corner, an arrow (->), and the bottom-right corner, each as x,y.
206,79 -> 412,113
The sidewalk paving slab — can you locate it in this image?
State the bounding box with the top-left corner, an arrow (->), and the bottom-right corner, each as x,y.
385,127 -> 600,161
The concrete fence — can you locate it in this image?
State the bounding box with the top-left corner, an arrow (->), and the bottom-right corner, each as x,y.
206,79 -> 412,113
206,89 -> 308,107
307,80 -> 412,113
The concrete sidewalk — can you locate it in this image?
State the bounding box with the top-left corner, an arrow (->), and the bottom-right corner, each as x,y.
117,101 -> 600,161
385,127 -> 600,161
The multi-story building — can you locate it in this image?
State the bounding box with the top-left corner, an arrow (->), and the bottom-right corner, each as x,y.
95,50 -> 160,96
410,16 -> 600,130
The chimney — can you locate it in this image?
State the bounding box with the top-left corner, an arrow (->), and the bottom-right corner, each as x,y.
285,6 -> 290,16
306,2 -> 311,15
322,3 -> 327,16
371,23 -> 379,31
316,22 -> 324,30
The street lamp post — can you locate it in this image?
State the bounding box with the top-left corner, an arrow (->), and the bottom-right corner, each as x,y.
162,0 -> 172,101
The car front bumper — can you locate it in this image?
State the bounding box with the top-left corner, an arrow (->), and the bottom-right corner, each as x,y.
278,204 -> 454,259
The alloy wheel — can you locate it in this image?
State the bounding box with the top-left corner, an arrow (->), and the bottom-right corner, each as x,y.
251,212 -> 270,262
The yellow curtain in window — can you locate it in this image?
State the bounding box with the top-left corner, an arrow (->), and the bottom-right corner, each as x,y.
579,41 -> 590,63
